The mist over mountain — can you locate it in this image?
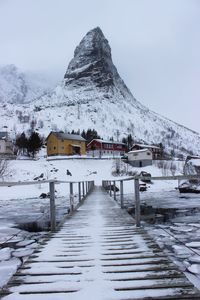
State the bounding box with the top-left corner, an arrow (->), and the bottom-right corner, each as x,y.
0,27 -> 199,157
0,64 -> 53,104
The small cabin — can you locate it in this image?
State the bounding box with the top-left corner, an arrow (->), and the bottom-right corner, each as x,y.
127,149 -> 153,167
87,139 -> 127,158
47,132 -> 86,156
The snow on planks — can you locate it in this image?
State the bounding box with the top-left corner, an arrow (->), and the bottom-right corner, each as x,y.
1,187 -> 200,300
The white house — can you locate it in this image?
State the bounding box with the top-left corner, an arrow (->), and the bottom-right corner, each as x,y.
127,149 -> 152,167
0,132 -> 14,157
131,143 -> 161,159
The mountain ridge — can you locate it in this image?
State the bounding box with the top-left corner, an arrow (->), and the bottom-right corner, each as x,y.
0,27 -> 199,157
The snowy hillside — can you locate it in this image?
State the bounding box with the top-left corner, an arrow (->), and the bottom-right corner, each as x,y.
0,27 -> 200,156
0,64 -> 52,104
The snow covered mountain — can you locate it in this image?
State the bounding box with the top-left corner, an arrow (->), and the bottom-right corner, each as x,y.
0,27 -> 200,156
0,64 -> 52,104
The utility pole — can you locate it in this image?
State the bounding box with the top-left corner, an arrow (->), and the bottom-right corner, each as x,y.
77,102 -> 80,119
116,129 -> 120,142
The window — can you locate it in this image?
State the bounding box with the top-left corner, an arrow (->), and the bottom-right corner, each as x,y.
147,152 -> 151,156
54,146 -> 56,150
104,143 -> 113,149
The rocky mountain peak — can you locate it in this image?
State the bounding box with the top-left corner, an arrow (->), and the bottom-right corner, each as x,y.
64,27 -> 128,92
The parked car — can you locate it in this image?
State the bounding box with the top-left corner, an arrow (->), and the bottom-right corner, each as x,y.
139,171 -> 152,183
178,156 -> 200,193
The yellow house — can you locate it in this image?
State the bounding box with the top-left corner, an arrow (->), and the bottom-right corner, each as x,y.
47,132 -> 86,156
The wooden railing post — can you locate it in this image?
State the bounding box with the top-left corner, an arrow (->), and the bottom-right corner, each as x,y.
134,178 -> 141,227
82,181 -> 85,197
49,181 -> 56,231
69,182 -> 74,211
113,181 -> 116,200
78,182 -> 81,202
120,180 -> 124,208
109,181 -> 112,196
85,181 -> 88,194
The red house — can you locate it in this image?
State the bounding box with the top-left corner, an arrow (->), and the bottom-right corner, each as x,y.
87,139 -> 127,158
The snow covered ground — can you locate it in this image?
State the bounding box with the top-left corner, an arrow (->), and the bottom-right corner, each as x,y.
1,157 -> 200,291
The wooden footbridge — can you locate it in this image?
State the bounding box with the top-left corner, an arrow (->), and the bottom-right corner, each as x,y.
1,185 -> 200,300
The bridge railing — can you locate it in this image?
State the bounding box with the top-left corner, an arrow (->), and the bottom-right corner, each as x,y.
0,179 -> 95,232
102,175 -> 200,228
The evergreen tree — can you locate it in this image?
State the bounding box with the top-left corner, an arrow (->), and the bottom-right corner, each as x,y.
16,132 -> 28,155
81,130 -> 86,139
127,134 -> 133,150
85,129 -> 100,144
27,131 -> 43,158
121,134 -> 133,150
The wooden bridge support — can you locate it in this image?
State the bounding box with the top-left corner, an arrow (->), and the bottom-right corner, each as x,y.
120,180 -> 124,208
49,181 -> 56,232
134,178 -> 141,227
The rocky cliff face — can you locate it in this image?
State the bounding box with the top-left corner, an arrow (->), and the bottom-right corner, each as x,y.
63,27 -> 132,99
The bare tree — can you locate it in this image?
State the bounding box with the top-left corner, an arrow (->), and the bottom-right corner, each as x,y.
0,160 -> 9,180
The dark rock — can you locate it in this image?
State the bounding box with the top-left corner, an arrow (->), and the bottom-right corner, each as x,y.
105,184 -> 119,192
64,27 -> 131,96
67,169 -> 72,176
39,193 -> 50,199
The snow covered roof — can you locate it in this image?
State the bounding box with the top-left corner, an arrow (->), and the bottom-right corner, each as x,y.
128,149 -> 152,154
132,143 -> 160,150
89,139 -> 126,145
49,132 -> 86,142
190,159 -> 200,167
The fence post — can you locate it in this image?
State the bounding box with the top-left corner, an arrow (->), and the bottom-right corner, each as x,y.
49,181 -> 56,231
113,181 -> 116,200
69,182 -> 74,211
120,180 -> 124,208
134,178 -> 141,227
85,181 -> 88,194
109,181 -> 112,196
82,181 -> 85,197
78,182 -> 81,202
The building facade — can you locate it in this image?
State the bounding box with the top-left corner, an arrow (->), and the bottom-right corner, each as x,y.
87,139 -> 127,158
127,149 -> 153,167
131,143 -> 161,159
47,132 -> 86,156
0,132 -> 14,157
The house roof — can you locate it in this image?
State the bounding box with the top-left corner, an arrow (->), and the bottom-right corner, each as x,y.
0,132 -> 8,140
48,131 -> 86,142
132,143 -> 160,150
128,149 -> 152,154
88,139 -> 126,147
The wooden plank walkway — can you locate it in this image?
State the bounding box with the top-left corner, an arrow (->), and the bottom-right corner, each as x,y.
1,187 -> 200,300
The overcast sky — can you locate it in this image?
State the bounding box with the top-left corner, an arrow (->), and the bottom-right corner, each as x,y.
0,0 -> 200,133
